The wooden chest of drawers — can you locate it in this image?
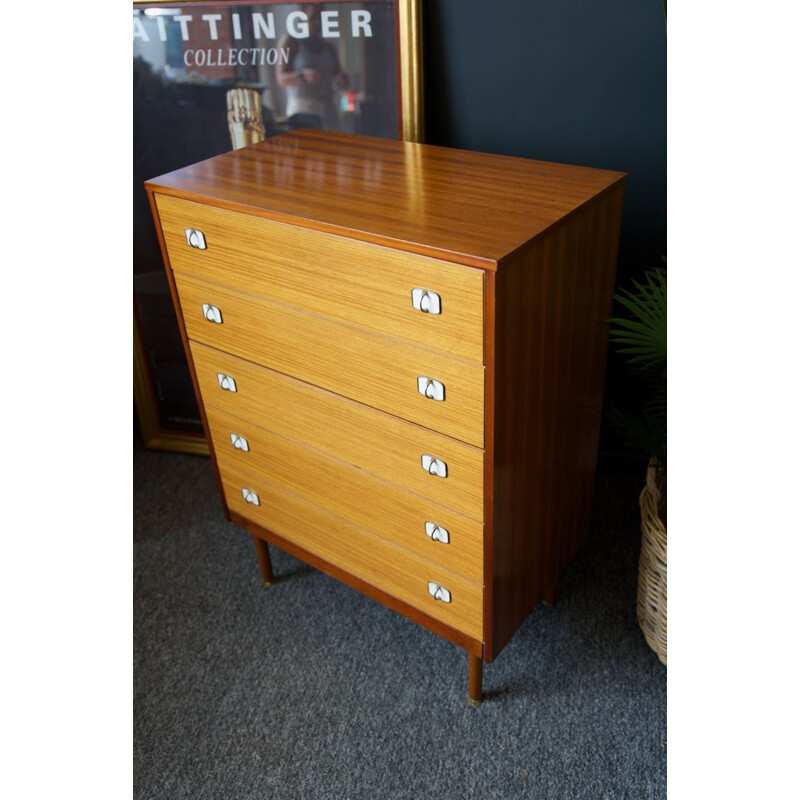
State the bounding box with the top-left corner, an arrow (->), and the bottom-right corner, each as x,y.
145,129 -> 625,704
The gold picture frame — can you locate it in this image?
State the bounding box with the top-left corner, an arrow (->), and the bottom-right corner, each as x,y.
133,1 -> 424,454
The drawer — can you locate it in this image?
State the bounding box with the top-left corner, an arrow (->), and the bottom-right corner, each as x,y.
221,463 -> 483,640
156,193 -> 484,364
191,342 -> 484,522
209,406 -> 483,584
177,273 -> 485,447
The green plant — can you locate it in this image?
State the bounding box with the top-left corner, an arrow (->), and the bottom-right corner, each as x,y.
608,264 -> 667,468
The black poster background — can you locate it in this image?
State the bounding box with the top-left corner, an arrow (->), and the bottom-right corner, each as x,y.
134,1 -> 400,439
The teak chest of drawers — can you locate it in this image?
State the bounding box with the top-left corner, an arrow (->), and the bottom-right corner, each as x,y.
145,129 -> 625,705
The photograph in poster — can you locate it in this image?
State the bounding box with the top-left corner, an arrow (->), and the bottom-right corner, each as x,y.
134,1 -> 419,451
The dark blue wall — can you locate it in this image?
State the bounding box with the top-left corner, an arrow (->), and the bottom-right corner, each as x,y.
422,0 -> 667,468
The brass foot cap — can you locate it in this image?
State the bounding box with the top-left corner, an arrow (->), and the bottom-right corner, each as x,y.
263,580 -> 273,588
468,697 -> 483,708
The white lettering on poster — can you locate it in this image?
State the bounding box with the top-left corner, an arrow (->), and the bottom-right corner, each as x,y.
351,10 -> 373,37
252,13 -> 276,39
175,15 -> 193,41
201,14 -> 223,40
321,11 -> 340,38
156,15 -> 168,42
132,17 -> 148,41
286,11 -> 309,39
184,48 -> 291,68
134,10 -> 373,43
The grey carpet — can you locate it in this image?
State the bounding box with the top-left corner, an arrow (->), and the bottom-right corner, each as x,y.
134,429 -> 666,799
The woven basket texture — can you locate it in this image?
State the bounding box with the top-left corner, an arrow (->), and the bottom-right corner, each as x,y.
637,457 -> 667,665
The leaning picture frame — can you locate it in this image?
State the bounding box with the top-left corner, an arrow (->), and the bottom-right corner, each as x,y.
133,0 -> 423,454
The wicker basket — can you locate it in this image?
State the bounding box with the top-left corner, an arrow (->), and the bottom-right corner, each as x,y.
637,457 -> 667,665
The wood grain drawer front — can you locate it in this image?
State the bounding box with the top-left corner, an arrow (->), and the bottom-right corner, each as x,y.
221,464 -> 483,640
176,273 -> 485,447
191,342 -> 484,522
156,194 -> 484,364
209,407 -> 483,584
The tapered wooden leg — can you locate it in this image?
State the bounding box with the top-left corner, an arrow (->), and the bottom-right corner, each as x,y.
468,653 -> 483,707
252,535 -> 274,587
543,579 -> 557,605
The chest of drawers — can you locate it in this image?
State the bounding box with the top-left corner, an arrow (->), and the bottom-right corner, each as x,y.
145,129 -> 625,704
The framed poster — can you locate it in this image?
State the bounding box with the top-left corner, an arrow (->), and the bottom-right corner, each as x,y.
133,0 -> 423,453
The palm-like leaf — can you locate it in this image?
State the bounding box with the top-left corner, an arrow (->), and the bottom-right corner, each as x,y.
608,264 -> 667,467
608,267 -> 667,370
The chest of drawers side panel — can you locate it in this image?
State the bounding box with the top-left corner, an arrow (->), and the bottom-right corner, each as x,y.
145,188 -> 232,520
486,184 -> 625,662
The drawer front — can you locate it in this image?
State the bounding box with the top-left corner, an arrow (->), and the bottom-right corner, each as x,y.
221,463 -> 483,640
177,273 -> 485,447
209,406 -> 483,584
192,342 -> 484,522
156,193 -> 484,364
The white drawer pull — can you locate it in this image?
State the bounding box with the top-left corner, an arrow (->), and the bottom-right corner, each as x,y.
202,303 -> 223,324
217,373 -> 237,392
230,433 -> 249,452
427,582 -> 451,603
417,376 -> 445,401
421,454 -> 448,478
425,521 -> 450,544
241,488 -> 260,506
184,228 -> 207,250
411,288 -> 441,315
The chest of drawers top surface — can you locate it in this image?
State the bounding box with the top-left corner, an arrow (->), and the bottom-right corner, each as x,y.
145,128 -> 625,269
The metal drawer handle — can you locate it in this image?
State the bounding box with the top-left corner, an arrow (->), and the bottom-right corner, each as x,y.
230,433 -> 249,452
202,303 -> 222,324
184,228 -> 207,250
421,454 -> 448,478
417,376 -> 445,402
425,521 -> 450,544
411,288 -> 441,315
217,373 -> 237,393
427,582 -> 451,603
241,488 -> 260,506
